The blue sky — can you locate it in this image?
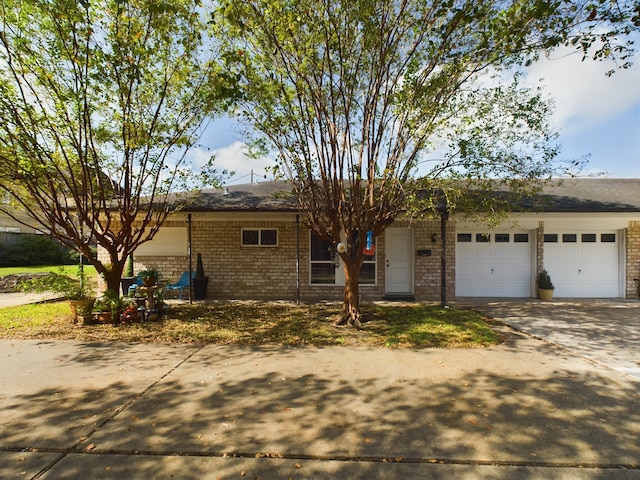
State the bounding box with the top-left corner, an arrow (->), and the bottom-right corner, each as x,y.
191,47 -> 640,185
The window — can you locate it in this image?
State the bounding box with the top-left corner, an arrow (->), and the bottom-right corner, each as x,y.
309,233 -> 377,285
514,234 -> 529,243
355,233 -> 377,285
310,234 -> 335,284
562,234 -> 577,243
495,233 -> 510,243
241,228 -> 278,246
544,234 -> 558,243
581,233 -> 596,243
601,233 -> 616,243
457,233 -> 472,242
476,233 -> 490,243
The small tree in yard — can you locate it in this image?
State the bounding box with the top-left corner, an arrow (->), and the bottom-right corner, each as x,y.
0,0 -> 235,292
216,0 -> 638,327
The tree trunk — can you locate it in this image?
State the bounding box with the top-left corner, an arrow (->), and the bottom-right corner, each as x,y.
99,255 -> 126,295
336,255 -> 362,328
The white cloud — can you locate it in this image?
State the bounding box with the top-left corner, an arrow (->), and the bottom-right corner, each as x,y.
186,141 -> 275,185
523,48 -> 640,134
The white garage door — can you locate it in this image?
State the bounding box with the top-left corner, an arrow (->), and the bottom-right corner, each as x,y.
456,231 -> 533,297
543,232 -> 619,298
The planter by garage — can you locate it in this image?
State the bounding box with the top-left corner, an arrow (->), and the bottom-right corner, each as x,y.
538,288 -> 554,301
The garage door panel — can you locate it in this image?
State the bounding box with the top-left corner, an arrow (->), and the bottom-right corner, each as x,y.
456,231 -> 532,297
544,231 -> 619,298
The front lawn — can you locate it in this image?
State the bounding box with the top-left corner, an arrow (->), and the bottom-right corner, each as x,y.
0,301 -> 502,348
0,265 -> 98,277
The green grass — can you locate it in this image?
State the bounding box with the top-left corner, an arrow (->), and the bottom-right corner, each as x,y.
0,265 -> 98,277
0,301 -> 502,348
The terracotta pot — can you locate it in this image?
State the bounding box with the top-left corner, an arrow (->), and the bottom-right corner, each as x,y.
69,298 -> 95,321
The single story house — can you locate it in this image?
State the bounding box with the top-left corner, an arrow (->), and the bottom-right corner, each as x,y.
120,178 -> 640,301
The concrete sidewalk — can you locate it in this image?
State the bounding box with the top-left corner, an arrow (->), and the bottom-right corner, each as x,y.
1,323 -> 639,479
0,292 -> 61,308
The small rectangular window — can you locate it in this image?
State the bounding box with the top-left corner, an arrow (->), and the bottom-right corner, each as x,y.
495,233 -> 510,243
581,233 -> 596,243
242,228 -> 278,246
457,233 -> 472,242
242,230 -> 259,245
476,233 -> 490,243
260,229 -> 277,246
601,233 -> 616,243
514,234 -> 529,243
544,234 -> 558,243
562,234 -> 577,243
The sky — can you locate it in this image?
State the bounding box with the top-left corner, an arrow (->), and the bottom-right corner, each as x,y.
188,46 -> 640,186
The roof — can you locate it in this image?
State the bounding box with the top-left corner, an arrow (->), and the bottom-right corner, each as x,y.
184,180 -> 297,212
180,178 -> 640,213
537,178 -> 640,212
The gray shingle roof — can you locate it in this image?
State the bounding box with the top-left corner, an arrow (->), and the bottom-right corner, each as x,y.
181,178 -> 640,213
185,180 -> 297,212
537,178 -> 640,212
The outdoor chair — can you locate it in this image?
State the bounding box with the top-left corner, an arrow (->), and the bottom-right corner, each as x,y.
127,273 -> 144,296
165,271 -> 195,300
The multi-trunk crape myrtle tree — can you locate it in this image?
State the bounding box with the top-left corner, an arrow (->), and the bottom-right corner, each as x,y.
216,0 -> 638,326
0,0 -> 235,292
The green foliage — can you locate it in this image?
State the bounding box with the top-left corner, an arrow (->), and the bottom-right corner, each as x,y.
0,236 -> 75,267
93,289 -> 125,315
138,268 -> 159,281
18,265 -> 95,299
0,0 -> 236,293
124,256 -> 134,278
215,0 -> 638,322
537,270 -> 554,290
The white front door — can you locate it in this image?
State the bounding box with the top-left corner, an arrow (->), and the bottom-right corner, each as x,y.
385,229 -> 414,295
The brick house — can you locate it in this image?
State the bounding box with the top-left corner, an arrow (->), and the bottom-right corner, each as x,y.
120,178 -> 640,301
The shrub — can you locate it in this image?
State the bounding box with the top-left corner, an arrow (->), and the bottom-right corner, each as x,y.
0,235 -> 75,267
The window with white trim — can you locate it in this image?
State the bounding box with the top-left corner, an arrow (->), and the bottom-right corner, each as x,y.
241,228 -> 278,246
309,232 -> 377,286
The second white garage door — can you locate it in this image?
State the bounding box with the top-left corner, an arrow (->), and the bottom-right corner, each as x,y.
456,231 -> 533,297
543,231 -> 620,298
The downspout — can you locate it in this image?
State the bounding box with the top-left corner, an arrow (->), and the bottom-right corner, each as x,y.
296,214 -> 300,304
187,213 -> 193,305
436,196 -> 449,308
440,211 -> 448,307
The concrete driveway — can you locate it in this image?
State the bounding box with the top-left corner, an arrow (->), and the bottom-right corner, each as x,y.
457,298 -> 640,379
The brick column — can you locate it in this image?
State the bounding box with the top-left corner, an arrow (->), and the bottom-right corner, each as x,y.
627,221 -> 640,298
537,221 -> 544,274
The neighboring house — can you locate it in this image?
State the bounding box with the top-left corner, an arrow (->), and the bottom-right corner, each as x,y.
119,178 -> 640,301
0,208 -> 47,236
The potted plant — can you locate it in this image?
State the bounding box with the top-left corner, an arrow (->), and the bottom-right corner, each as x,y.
120,255 -> 136,296
139,267 -> 159,287
537,269 -> 554,301
92,289 -> 125,324
18,266 -> 96,323
192,253 -> 209,300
